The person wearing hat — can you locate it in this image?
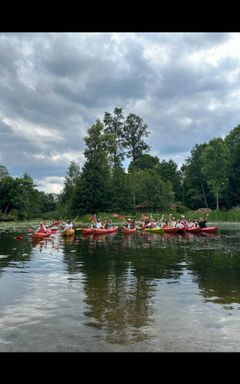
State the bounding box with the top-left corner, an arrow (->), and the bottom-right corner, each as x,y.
125,218 -> 132,229
96,218 -> 103,228
64,220 -> 73,230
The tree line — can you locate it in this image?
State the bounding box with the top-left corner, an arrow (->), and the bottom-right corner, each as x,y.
1,107 -> 240,219
0,167 -> 57,220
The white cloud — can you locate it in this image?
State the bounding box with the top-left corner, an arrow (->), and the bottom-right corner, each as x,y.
1,32 -> 240,193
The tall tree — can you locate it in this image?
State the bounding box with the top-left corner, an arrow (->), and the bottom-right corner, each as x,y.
122,113 -> 150,213
0,165 -> 9,181
110,168 -> 132,211
156,159 -> 182,202
136,169 -> 173,211
181,144 -> 212,210
60,161 -> 81,216
73,120 -> 111,213
103,107 -> 125,169
225,125 -> 240,207
201,138 -> 230,210
128,154 -> 160,172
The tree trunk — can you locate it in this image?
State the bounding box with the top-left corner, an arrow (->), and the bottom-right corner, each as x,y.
216,188 -> 219,210
132,163 -> 136,216
201,183 -> 208,208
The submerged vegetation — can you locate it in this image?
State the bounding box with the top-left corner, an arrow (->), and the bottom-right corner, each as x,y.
1,107 -> 240,221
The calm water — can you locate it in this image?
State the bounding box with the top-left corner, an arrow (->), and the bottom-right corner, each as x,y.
0,222 -> 240,352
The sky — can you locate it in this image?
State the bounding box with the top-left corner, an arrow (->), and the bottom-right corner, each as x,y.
1,32 -> 240,194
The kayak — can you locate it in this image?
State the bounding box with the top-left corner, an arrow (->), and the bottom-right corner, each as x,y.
144,227 -> 164,234
63,228 -> 75,236
122,227 -> 136,234
185,227 -> 201,233
162,226 -> 179,233
92,226 -> 118,235
82,228 -> 93,234
200,227 -> 219,233
33,231 -> 51,238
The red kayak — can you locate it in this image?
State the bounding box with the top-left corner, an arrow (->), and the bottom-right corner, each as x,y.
122,227 -> 136,234
92,226 -> 118,235
185,227 -> 201,233
162,226 -> 179,233
200,227 -> 219,233
33,231 -> 51,239
82,228 -> 93,234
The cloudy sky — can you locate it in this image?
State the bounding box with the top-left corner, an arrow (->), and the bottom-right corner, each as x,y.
1,32 -> 240,194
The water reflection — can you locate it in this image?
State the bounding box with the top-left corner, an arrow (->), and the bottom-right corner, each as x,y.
61,232 -> 189,345
1,224 -> 240,351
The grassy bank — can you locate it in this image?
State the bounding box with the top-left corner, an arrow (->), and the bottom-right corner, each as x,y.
3,207 -> 240,227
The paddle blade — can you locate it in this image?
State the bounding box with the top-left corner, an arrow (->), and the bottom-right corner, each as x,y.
16,235 -> 24,240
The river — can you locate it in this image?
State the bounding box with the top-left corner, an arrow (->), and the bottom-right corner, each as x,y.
0,222 -> 240,352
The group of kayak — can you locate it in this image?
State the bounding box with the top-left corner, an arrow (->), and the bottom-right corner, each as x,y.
81,225 -> 218,235
33,219 -> 76,239
31,214 -> 219,239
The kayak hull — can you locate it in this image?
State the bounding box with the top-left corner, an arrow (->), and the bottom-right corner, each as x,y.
144,227 -> 164,234
92,226 -> 118,235
33,231 -> 51,238
122,227 -> 136,234
200,227 -> 219,233
63,228 -> 75,236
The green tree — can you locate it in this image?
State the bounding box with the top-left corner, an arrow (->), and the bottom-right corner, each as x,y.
136,169 -> 173,211
73,120 -> 112,213
128,154 -> 160,173
59,161 -> 81,216
110,168 -> 132,211
225,124 -> 240,207
156,159 -> 182,202
122,113 -> 150,213
181,144 -> 212,210
103,107 -> 125,169
201,138 -> 230,210
0,165 -> 9,181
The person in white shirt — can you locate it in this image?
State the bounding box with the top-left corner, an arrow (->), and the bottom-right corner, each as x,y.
64,220 -> 73,230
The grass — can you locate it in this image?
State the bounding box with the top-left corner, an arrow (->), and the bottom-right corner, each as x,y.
3,207 -> 240,228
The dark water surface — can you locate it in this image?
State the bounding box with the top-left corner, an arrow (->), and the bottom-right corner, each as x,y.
0,222 -> 240,352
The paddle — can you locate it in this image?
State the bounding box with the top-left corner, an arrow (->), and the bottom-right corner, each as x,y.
16,235 -> 24,240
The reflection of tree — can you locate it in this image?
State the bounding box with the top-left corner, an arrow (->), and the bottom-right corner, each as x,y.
185,234 -> 240,306
0,232 -> 32,274
62,233 -> 186,345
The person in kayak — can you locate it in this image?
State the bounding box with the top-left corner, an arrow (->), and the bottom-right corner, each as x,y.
198,216 -> 208,228
64,220 -> 73,230
37,222 -> 48,233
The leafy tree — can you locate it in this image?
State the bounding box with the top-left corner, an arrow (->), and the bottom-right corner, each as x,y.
156,159 -> 182,202
109,168 -> 132,211
225,125 -> 240,207
103,107 -> 125,169
73,120 -> 112,213
136,169 -> 173,211
181,144 -> 212,210
128,154 -> 160,172
0,176 -> 18,215
59,161 -> 81,215
0,165 -> 9,181
122,113 -> 150,213
201,138 -> 230,210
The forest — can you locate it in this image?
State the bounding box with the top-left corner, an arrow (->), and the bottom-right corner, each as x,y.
1,107 -> 240,220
